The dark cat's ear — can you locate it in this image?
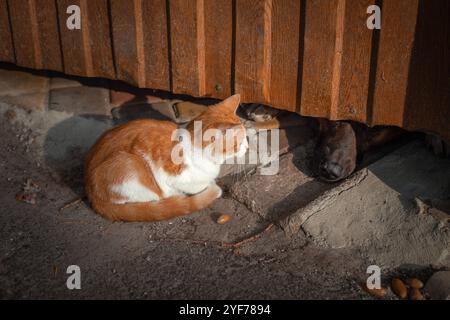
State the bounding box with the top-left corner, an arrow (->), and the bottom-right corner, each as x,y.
215,94 -> 241,114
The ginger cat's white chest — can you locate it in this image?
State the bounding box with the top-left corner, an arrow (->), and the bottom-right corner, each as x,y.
146,153 -> 220,198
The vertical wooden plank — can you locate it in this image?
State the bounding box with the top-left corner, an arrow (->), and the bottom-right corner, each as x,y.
403,0 -> 450,142
110,0 -> 145,86
170,0 -> 205,96
58,0 -> 112,77
333,0 -> 374,122
0,0 -> 15,63
9,0 -> 63,71
8,0 -> 40,69
84,0 -> 115,78
371,0 -> 419,126
142,0 -> 170,91
35,0 -> 63,71
299,0 -> 339,118
328,0 -> 345,120
57,0 -> 88,76
204,0 -> 232,99
235,0 -> 271,104
268,0 -> 300,111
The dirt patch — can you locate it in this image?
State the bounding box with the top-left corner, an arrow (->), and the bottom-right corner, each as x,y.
0,103 -> 375,299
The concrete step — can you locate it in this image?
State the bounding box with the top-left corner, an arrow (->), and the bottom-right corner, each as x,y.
281,140 -> 450,269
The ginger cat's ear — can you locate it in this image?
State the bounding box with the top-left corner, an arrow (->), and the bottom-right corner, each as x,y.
215,94 -> 241,114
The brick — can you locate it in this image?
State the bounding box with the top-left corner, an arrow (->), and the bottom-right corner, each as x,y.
0,91 -> 49,111
49,85 -> 110,115
49,77 -> 82,90
0,69 -> 50,110
109,89 -> 162,108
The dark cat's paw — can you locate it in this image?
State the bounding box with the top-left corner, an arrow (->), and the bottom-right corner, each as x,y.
243,103 -> 280,122
425,133 -> 449,158
242,119 -> 257,129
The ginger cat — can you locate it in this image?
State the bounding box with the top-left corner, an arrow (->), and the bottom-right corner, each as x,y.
85,95 -> 247,222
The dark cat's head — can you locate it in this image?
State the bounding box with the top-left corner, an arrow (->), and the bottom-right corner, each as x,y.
316,121 -> 357,182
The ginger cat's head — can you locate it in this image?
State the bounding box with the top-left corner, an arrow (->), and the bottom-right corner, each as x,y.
186,94 -> 248,163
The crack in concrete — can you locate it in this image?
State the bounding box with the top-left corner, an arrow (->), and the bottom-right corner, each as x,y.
279,169 -> 369,236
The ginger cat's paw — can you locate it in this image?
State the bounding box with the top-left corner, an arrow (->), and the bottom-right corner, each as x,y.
208,183 -> 223,199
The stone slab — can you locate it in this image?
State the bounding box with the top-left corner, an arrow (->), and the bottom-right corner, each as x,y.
282,140 -> 450,268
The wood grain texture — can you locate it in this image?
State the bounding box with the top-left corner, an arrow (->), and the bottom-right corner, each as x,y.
8,0 -> 40,69
299,0 -> 339,118
403,0 -> 450,142
110,0 -> 144,86
371,0 -> 419,126
142,0 -> 170,91
204,0 -> 233,99
0,0 -> 15,63
333,0 -> 374,122
35,0 -> 63,71
9,0 -> 62,71
268,0 -> 300,111
0,0 -> 448,142
235,0 -> 272,104
170,0 -> 206,95
84,0 -> 115,78
329,0 -> 345,119
57,0 -> 87,76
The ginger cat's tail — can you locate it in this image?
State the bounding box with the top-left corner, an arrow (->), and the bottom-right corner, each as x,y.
91,185 -> 221,222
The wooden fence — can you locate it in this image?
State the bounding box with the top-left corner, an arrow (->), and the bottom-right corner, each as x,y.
0,0 -> 449,140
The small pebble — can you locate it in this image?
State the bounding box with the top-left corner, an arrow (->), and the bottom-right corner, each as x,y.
391,278 -> 408,299
217,214 -> 231,225
410,288 -> 425,300
4,109 -> 16,120
362,284 -> 387,298
15,192 -> 37,205
405,278 -> 423,289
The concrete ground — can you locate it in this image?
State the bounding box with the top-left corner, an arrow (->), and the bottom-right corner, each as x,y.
0,67 -> 449,299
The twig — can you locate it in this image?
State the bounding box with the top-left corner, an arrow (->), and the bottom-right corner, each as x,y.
61,219 -> 88,224
163,237 -> 222,247
59,198 -> 83,212
222,223 -> 274,248
53,266 -> 58,278
147,223 -> 275,250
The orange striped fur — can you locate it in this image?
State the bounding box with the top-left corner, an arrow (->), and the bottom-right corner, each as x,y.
85,95 -> 247,221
